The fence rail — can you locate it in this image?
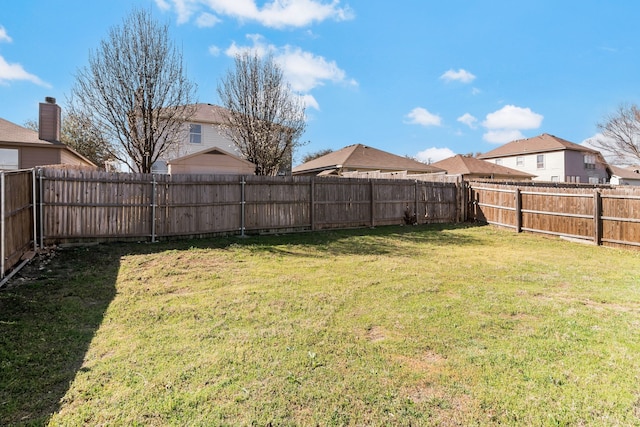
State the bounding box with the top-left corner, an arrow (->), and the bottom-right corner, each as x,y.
37,168 -> 461,245
468,182 -> 640,249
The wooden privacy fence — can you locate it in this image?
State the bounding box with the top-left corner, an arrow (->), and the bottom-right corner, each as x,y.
38,167 -> 461,245
468,181 -> 640,249
1,170 -> 37,280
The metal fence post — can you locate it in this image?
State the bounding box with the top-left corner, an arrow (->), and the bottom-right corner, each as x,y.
240,176 -> 246,237
1,172 -> 5,279
151,175 -> 157,243
38,168 -> 44,248
32,169 -> 37,251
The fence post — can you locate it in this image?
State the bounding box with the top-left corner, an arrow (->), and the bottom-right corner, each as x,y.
240,176 -> 246,237
32,169 -> 37,251
1,172 -> 5,279
310,177 -> 316,231
515,187 -> 522,232
594,189 -> 602,246
151,175 -> 157,243
414,180 -> 419,224
370,180 -> 375,228
38,168 -> 44,248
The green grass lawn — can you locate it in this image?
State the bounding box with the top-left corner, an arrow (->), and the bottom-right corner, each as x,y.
2,224 -> 640,426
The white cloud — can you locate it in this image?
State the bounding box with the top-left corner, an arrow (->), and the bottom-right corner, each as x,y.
224,34 -> 355,111
299,93 -> 320,111
405,107 -> 442,127
483,129 -> 525,144
196,12 -> 222,27
483,105 -> 543,130
208,45 -> 221,56
440,68 -> 476,83
0,55 -> 50,87
480,105 -> 543,144
0,26 -> 12,43
457,113 -> 478,129
158,0 -> 354,28
415,147 -> 456,163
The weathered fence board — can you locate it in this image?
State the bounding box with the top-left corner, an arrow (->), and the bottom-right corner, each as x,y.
1,170 -> 36,279
468,182 -> 640,249
36,168 -> 460,244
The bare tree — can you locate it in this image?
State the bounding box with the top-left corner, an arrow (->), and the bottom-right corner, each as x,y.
592,104 -> 640,165
217,52 -> 307,176
70,8 -> 197,173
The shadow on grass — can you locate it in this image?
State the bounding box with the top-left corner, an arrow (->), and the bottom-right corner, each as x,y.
0,222 -> 484,424
0,245 -> 129,425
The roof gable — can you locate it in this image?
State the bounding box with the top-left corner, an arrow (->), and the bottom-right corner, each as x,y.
168,146 -> 254,167
293,144 -> 443,174
478,133 -> 599,159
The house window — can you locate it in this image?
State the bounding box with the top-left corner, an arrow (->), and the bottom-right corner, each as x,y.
495,159 -> 502,165
0,148 -> 19,170
589,177 -> 600,184
516,156 -> 524,166
584,154 -> 596,169
537,154 -> 545,169
189,124 -> 202,144
551,176 -> 559,182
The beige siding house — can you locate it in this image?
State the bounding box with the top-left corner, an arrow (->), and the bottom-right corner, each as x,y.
477,133 -> 608,184
0,98 -> 94,170
168,147 -> 255,175
292,144 -> 444,177
152,103 -> 256,175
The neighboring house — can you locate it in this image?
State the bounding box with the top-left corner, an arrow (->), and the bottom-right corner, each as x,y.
168,146 -> 255,175
0,98 -> 95,170
431,154 -> 535,181
609,165 -> 640,186
152,103 -> 242,174
477,133 -> 608,184
292,144 -> 444,177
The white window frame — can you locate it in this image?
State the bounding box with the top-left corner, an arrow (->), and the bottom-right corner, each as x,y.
516,156 -> 524,166
536,154 -> 545,169
189,124 -> 202,144
0,148 -> 19,170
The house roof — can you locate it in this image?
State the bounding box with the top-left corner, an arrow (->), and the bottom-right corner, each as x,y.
0,117 -> 95,167
190,103 -> 229,124
0,117 -> 63,146
477,133 -> 600,159
431,154 -> 536,178
609,165 -> 640,180
292,144 -> 444,175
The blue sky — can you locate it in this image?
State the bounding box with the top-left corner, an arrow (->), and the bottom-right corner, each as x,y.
1,0 -> 639,165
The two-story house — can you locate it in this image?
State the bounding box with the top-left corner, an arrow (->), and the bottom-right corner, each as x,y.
477,133 -> 609,184
152,103 -> 255,175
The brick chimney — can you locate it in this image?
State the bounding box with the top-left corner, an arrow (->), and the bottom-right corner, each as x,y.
39,97 -> 61,142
